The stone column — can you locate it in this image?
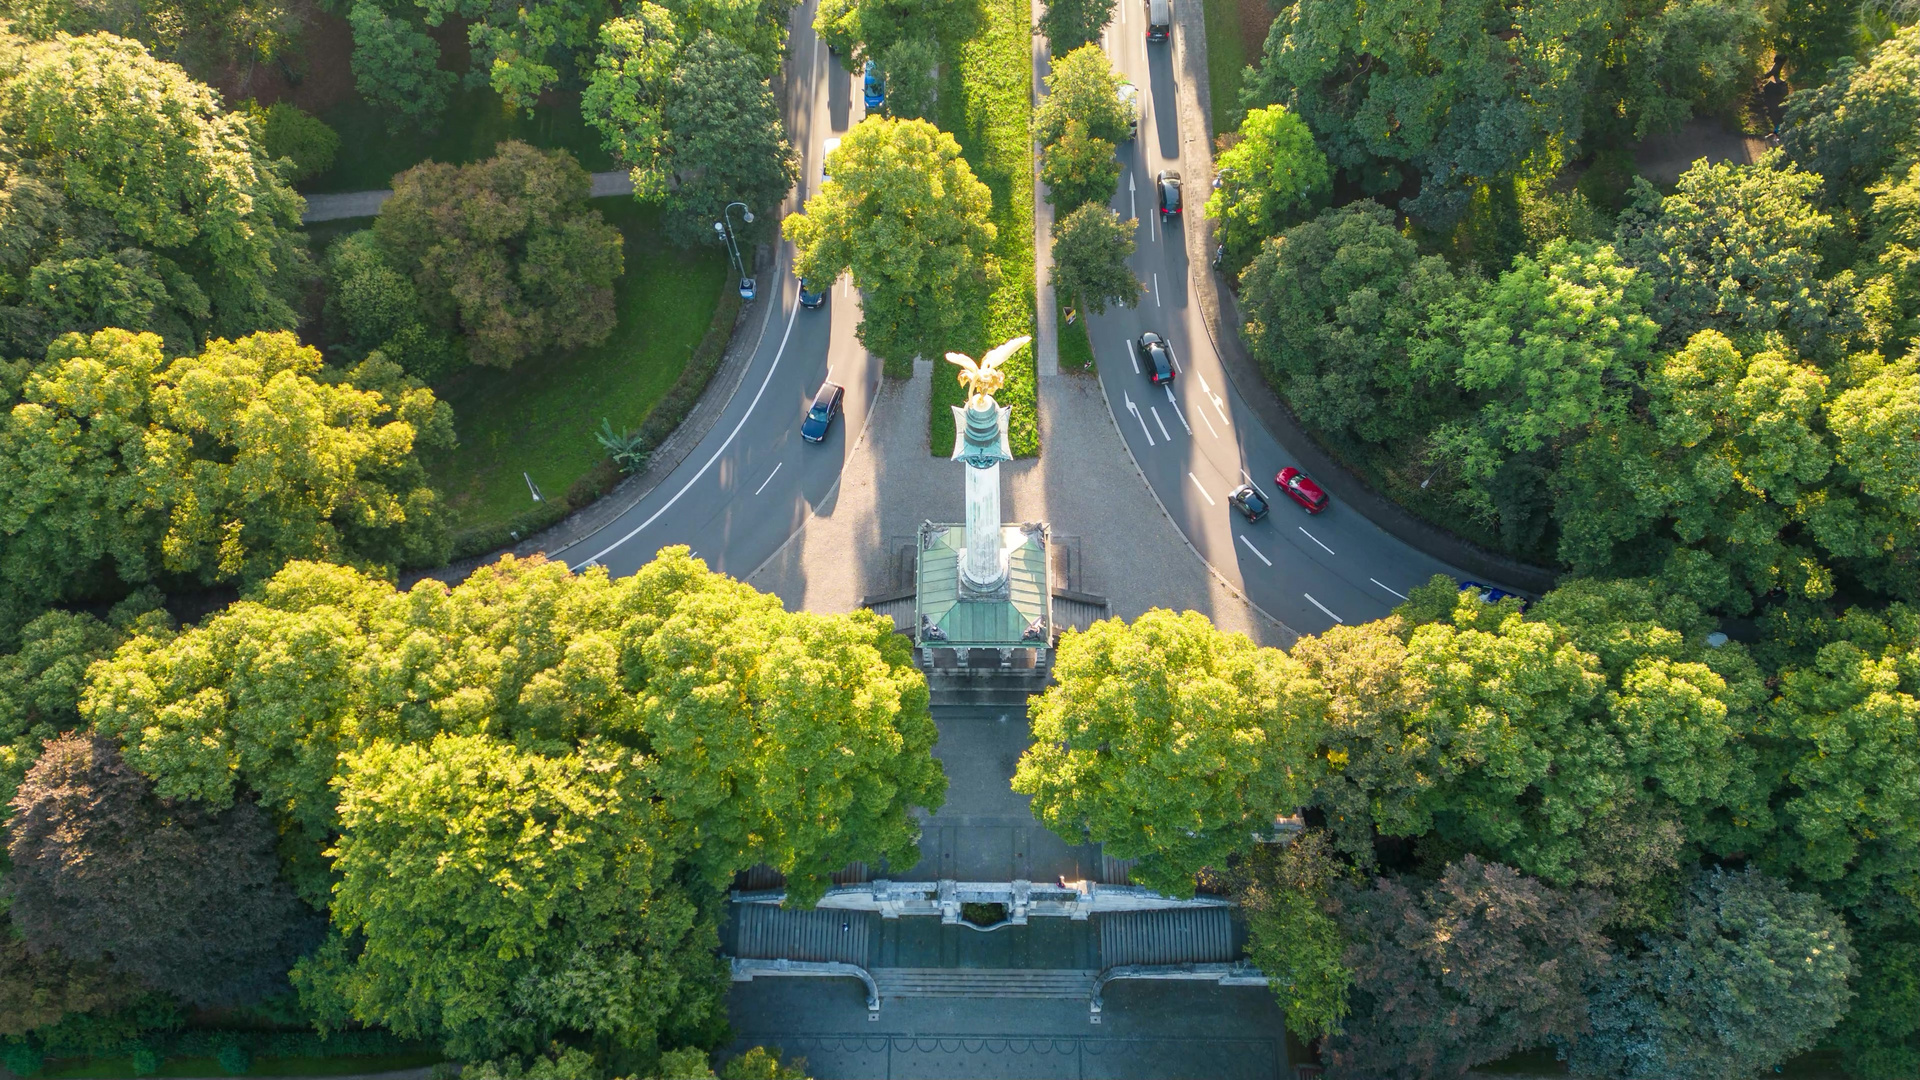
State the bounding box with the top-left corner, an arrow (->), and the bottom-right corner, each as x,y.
951,400 -> 1013,593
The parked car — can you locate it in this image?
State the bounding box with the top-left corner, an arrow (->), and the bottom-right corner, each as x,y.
863,58 -> 885,109
801,381 -> 844,442
1157,169 -> 1182,220
1117,81 -> 1139,139
1137,331 -> 1176,384
1229,484 -> 1270,522
1145,0 -> 1171,41
820,137 -> 840,188
1459,581 -> 1528,607
1275,466 -> 1328,513
798,278 -> 826,308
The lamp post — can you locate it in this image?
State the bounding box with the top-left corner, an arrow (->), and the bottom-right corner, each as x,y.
716,202 -> 756,300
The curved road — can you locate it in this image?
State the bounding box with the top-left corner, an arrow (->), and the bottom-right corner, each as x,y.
550,1 -> 876,581
552,0 -> 1478,635
1083,14 -> 1468,634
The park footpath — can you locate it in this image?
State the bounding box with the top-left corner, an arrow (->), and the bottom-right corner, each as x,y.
300,170 -> 637,222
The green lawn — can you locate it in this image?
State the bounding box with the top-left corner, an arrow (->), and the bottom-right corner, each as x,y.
46,1053 -> 442,1079
1200,0 -> 1280,136
304,85 -> 615,193
1058,300 -> 1095,372
421,198 -> 727,540
931,0 -> 1039,456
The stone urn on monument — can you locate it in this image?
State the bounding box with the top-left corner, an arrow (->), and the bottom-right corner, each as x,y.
912,336 -> 1054,671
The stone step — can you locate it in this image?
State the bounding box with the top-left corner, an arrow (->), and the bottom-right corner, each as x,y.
872,968 -> 1097,999
928,688 -> 1043,707
1098,908 -> 1238,968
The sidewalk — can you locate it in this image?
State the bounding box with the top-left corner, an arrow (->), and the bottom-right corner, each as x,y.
299,169 -> 635,223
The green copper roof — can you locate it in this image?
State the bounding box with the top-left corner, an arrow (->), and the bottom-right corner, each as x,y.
915,523 -> 1051,647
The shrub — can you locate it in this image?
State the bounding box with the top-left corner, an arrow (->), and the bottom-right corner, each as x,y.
216,1038 -> 252,1075
3,1039 -> 45,1077
244,101 -> 340,182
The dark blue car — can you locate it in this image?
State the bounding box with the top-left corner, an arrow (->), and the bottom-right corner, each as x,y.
801,381 -> 843,443
1460,581 -> 1528,608
863,59 -> 885,110
798,278 -> 826,308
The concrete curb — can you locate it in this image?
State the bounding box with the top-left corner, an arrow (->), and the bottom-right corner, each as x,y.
1168,2 -> 1561,598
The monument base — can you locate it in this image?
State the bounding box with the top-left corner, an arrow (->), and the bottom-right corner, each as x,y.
913,522 -> 1053,660
957,547 -> 1010,598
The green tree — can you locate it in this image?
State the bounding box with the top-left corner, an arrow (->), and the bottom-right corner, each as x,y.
401,0 -> 616,110
784,116 -> 998,366
658,31 -> 799,248
1035,44 -> 1129,146
582,4 -> 679,198
0,32 -> 310,356
1782,25 -> 1920,204
1420,240 -> 1658,542
322,230 -> 462,381
1040,119 -> 1118,215
1012,610 -> 1325,896
1830,926 -> 1920,1080
3,0 -> 297,80
1614,154 -> 1848,353
811,0 -> 980,65
1566,869 -> 1853,1080
1237,831 -> 1355,1043
1238,201 -> 1465,445
1616,0 -> 1769,139
1049,203 -> 1139,315
1325,857 -> 1612,1080
242,101 -> 340,183
1245,0 -> 1603,219
1205,105 -> 1329,267
875,38 -> 937,121
0,929 -> 131,1036
1859,162 -> 1920,352
0,603 -> 161,810
374,142 -> 625,369
0,329 -> 450,640
1039,0 -> 1113,55
344,3 -> 456,133
5,734 -> 319,1006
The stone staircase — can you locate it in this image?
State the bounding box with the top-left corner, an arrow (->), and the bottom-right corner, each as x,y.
1099,908 -> 1238,967
926,669 -> 1050,707
730,903 -> 874,966
873,968 -> 1097,1000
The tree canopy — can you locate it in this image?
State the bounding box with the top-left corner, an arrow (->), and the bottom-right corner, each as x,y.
784,116 -> 998,366
1049,203 -> 1140,316
1204,105 -> 1329,267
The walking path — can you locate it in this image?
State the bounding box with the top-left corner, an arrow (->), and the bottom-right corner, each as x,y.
299,169 -> 635,223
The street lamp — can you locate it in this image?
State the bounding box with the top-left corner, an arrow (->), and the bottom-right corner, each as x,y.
717,202 -> 756,301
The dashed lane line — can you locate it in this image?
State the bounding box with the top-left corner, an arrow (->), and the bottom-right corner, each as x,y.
1238,534 -> 1272,566
1305,593 -> 1343,624
1188,473 -> 1216,505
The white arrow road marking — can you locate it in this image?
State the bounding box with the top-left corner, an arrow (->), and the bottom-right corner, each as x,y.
1124,391 -> 1155,446
1238,534 -> 1272,566
1128,173 -> 1136,220
1163,385 -> 1191,434
1305,593 -> 1344,624
1299,527 -> 1336,556
753,461 -> 783,495
1150,405 -> 1171,441
1371,577 -> 1409,600
1197,372 -> 1229,426
1127,337 -> 1141,373
1188,473 -> 1216,505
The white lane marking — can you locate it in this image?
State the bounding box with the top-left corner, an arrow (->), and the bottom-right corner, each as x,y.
1371,577 -> 1409,600
1124,390 -> 1155,446
1151,205 -> 1158,243
1128,337 -> 1141,373
1153,271 -> 1161,306
1150,405 -> 1171,441
1238,534 -> 1272,566
1197,372 -> 1229,426
1164,384 -> 1191,434
1305,593 -> 1344,624
753,461 -> 783,495
1195,401 -> 1220,439
1299,527 -> 1336,556
575,300 -> 804,569
1168,343 -> 1181,372
1118,0 -> 1125,22
1188,473 -> 1216,505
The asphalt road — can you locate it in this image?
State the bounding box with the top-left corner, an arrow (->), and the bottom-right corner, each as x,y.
1085,15 -> 1468,634
550,0 -> 879,581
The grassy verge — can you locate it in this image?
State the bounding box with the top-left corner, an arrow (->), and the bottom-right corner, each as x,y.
46,1053 -> 442,1079
1200,0 -> 1279,136
1057,301 -> 1095,372
931,0 -> 1038,456
420,198 -> 728,552
305,85 -> 614,193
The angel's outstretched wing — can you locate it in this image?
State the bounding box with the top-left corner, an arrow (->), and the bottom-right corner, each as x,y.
977,335 -> 1033,372
945,352 -> 981,374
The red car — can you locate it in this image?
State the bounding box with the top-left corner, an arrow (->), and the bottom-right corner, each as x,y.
1276,466 -> 1328,514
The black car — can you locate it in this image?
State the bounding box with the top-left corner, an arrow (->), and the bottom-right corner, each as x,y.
1145,0 -> 1171,40
1157,169 -> 1182,220
798,278 -> 826,308
1138,331 -> 1175,384
1229,484 -> 1269,521
801,381 -> 843,442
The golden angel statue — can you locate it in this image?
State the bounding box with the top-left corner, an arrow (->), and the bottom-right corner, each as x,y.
946,335 -> 1031,409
